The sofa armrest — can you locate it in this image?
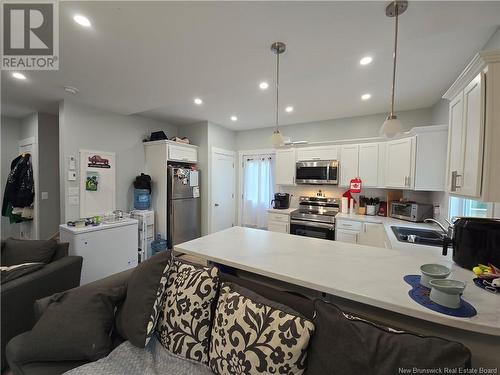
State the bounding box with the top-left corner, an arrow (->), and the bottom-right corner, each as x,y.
34,268 -> 134,319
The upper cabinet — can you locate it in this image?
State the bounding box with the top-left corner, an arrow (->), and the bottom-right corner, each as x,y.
443,50 -> 500,201
275,148 -> 296,185
385,137 -> 415,189
339,144 -> 359,187
168,143 -> 198,163
359,143 -> 383,188
296,146 -> 338,161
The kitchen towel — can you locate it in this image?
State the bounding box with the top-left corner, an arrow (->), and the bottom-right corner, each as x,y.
403,275 -> 477,318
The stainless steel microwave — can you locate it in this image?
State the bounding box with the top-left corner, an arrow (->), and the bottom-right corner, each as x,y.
390,202 -> 434,222
296,160 -> 338,185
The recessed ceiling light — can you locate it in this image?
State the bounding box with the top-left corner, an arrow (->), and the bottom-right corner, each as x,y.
12,72 -> 26,80
259,81 -> 269,90
74,14 -> 91,27
64,86 -> 79,94
193,98 -> 203,105
361,93 -> 372,100
360,56 -> 373,66
285,106 -> 294,113
230,116 -> 238,121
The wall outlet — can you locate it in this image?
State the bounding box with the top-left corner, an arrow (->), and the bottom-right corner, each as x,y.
68,171 -> 77,181
41,192 -> 49,200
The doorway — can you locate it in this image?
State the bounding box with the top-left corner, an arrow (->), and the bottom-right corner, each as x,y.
18,137 -> 39,239
210,148 -> 235,233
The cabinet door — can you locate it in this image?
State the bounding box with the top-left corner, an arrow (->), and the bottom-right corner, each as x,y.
385,137 -> 415,189
336,229 -> 358,243
268,221 -> 289,234
296,146 -> 338,161
357,223 -> 385,247
275,149 -> 296,185
358,143 -> 379,187
168,144 -> 198,163
446,93 -> 464,193
460,74 -> 484,197
340,145 -> 359,187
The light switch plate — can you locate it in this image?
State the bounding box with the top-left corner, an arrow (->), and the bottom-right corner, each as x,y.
68,156 -> 76,170
68,171 -> 77,181
41,192 -> 49,200
68,196 -> 79,205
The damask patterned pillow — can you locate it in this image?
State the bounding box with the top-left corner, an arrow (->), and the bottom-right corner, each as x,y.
209,282 -> 315,375
158,259 -> 220,364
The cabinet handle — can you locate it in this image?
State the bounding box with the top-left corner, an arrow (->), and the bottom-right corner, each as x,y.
407,176 -> 411,187
404,176 -> 408,187
451,171 -> 462,191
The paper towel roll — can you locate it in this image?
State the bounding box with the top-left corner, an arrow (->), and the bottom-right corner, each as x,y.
341,197 -> 348,213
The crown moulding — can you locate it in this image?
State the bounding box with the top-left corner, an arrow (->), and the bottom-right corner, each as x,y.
442,49 -> 500,101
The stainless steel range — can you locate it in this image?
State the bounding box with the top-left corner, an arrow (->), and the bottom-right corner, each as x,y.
290,196 -> 340,240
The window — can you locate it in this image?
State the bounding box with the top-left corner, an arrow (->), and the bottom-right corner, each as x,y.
241,154 -> 275,229
448,196 -> 493,219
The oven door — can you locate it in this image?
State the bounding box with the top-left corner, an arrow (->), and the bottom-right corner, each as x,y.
296,161 -> 338,185
290,220 -> 335,240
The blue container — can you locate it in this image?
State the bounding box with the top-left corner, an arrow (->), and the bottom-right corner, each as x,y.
134,188 -> 151,210
151,234 -> 168,255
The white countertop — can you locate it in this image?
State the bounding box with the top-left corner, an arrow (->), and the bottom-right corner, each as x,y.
59,218 -> 138,234
267,208 -> 297,215
176,226 -> 500,337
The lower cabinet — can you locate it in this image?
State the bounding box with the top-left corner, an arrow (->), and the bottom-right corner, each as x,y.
267,212 -> 290,234
336,219 -> 386,248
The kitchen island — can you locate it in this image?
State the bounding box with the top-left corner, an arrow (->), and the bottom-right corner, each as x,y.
175,226 -> 500,368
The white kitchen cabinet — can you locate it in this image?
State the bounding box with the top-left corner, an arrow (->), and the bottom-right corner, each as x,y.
296,146 -> 338,161
443,50 -> 500,202
358,143 -> 380,188
267,212 -> 290,234
413,127 -> 448,191
168,143 -> 198,163
385,137 -> 415,189
336,229 -> 357,243
275,149 -> 296,185
340,144 -> 359,187
336,219 -> 386,248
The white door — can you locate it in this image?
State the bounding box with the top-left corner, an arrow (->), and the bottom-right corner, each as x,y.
18,138 -> 38,239
385,137 -> 415,189
340,144 -> 359,187
358,143 -> 379,187
460,73 -> 484,198
447,93 -> 464,193
211,149 -> 235,233
275,149 -> 295,185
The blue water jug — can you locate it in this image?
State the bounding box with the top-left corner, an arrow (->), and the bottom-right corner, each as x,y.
134,189 -> 151,210
151,235 -> 168,255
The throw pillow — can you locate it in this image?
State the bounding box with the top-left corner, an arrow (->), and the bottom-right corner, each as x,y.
209,282 -> 315,375
305,299 -> 471,375
1,238 -> 57,266
115,250 -> 172,348
158,259 -> 220,364
25,284 -> 126,361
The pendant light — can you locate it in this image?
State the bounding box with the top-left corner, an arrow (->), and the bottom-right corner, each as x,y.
270,42 -> 286,147
380,0 -> 408,138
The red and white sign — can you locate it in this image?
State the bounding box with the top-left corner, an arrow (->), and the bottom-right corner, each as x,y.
350,177 -> 362,193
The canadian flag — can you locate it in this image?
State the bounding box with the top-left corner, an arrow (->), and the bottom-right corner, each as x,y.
350,177 -> 362,193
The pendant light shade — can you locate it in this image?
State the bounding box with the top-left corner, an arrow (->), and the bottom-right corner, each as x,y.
380,1 -> 408,138
270,41 -> 286,147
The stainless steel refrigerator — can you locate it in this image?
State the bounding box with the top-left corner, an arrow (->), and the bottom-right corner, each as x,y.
167,164 -> 201,249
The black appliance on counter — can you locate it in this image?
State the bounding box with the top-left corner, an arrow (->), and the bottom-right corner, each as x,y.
443,217 -> 500,270
271,193 -> 290,209
289,196 -> 340,240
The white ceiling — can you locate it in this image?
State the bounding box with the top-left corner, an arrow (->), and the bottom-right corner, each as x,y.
2,1 -> 499,130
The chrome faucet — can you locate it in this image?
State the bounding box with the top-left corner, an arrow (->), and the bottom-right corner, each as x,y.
424,218 -> 454,257
423,218 -> 448,234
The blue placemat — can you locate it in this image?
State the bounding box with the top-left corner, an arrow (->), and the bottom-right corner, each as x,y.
403,275 -> 477,318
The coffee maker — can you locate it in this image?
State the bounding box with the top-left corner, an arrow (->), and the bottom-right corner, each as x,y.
271,193 -> 290,209
443,217 -> 500,270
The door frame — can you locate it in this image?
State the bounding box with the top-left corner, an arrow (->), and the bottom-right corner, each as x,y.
210,147 -> 236,234
237,149 -> 275,226
18,137 -> 39,239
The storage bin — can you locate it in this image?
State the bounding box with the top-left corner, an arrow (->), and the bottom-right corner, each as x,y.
134,189 -> 151,209
151,234 -> 168,255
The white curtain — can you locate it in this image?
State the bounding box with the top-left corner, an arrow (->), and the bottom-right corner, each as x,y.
242,155 -> 275,229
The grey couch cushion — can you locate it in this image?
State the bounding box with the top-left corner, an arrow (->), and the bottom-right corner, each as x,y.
64,336 -> 213,375
25,284 -> 126,361
305,299 -> 471,375
1,238 -> 57,266
115,250 -> 172,348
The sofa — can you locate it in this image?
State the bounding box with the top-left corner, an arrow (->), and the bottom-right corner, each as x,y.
1,240 -> 83,371
5,253 -> 471,375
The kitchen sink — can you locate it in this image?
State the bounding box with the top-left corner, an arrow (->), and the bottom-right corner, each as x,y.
391,226 -> 445,247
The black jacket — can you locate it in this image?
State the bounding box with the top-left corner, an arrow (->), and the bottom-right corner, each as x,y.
2,154 -> 35,216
